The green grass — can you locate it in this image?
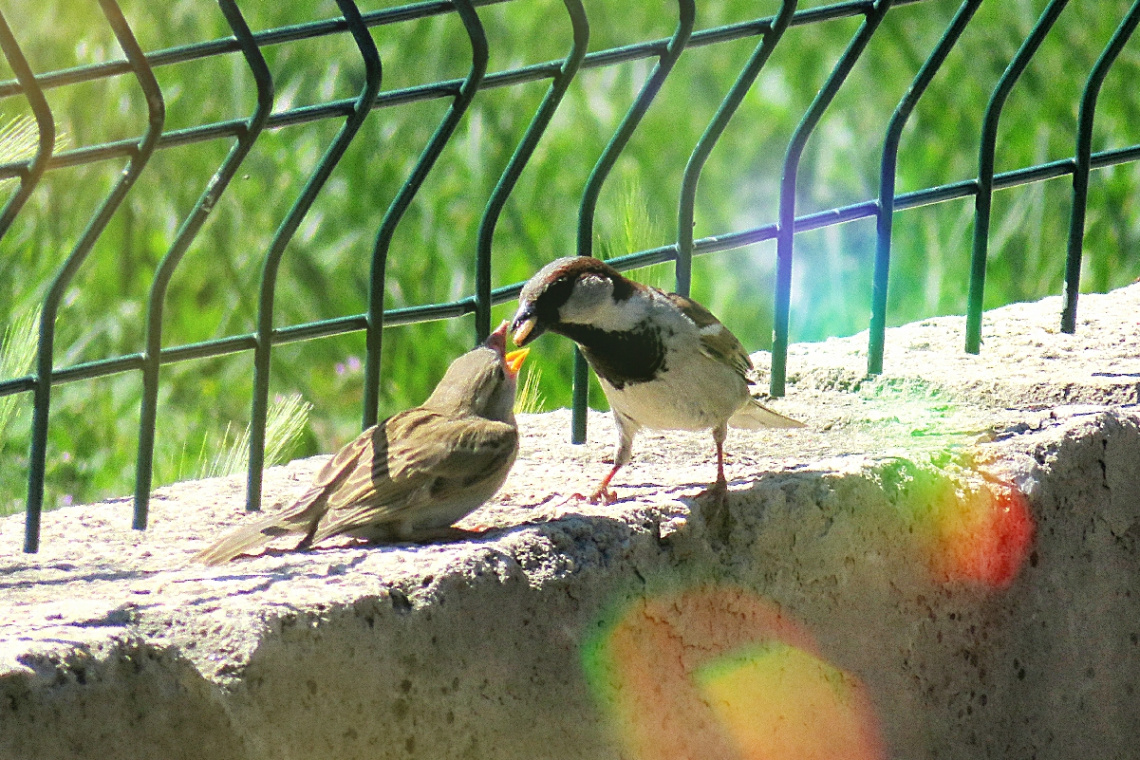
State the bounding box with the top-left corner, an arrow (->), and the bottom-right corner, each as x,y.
516,366 -> 546,416
0,306 -> 38,446
195,393 -> 313,481
2,0 -> 1139,514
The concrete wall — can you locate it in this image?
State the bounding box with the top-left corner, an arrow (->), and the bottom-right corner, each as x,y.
3,286 -> 1139,759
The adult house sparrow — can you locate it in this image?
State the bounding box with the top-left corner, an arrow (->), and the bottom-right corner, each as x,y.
195,322 -> 529,564
510,256 -> 803,505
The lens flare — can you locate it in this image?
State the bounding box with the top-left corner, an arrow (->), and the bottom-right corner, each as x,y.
882,458 -> 1035,588
926,479 -> 1033,587
583,586 -> 884,760
696,642 -> 883,760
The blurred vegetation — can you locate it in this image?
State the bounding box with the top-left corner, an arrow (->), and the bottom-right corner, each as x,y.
1,0 -> 1139,515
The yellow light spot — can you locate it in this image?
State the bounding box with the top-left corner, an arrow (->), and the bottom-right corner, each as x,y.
696,642 -> 883,760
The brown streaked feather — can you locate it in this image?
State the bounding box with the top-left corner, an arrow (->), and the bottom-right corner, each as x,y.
662,291 -> 754,379
383,409 -> 517,482
660,290 -> 720,328
195,410 -> 516,563
311,426 -> 377,487
192,508 -> 314,565
304,480 -> 435,547
301,411 -> 517,543
286,424 -> 393,516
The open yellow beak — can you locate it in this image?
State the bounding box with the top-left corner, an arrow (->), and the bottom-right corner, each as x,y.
504,347 -> 529,378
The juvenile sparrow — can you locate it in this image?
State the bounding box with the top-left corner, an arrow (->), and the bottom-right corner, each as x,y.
195,322 -> 529,564
510,256 -> 803,504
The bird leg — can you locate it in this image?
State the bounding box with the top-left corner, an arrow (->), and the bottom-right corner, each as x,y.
292,519 -> 322,552
698,425 -> 731,542
696,437 -> 728,505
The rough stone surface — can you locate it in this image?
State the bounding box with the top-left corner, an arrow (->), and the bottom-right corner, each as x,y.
2,285 -> 1139,759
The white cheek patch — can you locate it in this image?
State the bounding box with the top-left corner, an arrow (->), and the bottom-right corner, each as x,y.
557,275 -> 633,326
556,274 -> 658,332
558,275 -> 609,321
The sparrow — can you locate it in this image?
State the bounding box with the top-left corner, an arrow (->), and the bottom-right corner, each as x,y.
510,256 -> 803,505
194,321 -> 529,564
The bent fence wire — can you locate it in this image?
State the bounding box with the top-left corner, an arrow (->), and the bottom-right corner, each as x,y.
1,0 -> 1139,552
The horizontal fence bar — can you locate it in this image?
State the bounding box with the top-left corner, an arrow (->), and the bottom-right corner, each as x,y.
0,0 -> 512,100
0,0 -> 935,102
5,0 -> 1138,553
0,0 -> 934,182
2,137 -> 1137,403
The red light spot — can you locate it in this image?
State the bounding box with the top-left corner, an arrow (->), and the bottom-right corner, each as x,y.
930,480 -> 1034,588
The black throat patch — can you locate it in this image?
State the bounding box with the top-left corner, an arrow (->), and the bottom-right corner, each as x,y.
555,321 -> 666,390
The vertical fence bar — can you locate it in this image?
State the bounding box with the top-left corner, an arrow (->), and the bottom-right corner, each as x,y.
24,0 -> 166,552
1060,0 -> 1140,334
770,0 -> 892,398
676,0 -> 797,297
246,0 -> 381,513
474,0 -> 589,343
965,0 -> 1069,354
570,350 -> 590,444
0,12 -> 54,238
577,0 -> 694,259
868,0 -> 981,376
133,0 -> 273,529
9,0 -> 1140,550
363,0 -> 487,429
572,0 -> 693,443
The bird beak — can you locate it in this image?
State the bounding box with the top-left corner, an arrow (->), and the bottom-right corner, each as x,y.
511,312 -> 542,347
485,320 -> 509,355
504,347 -> 529,378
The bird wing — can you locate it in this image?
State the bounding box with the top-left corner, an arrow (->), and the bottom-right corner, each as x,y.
663,291 -> 755,379
386,411 -> 518,485
308,409 -> 517,540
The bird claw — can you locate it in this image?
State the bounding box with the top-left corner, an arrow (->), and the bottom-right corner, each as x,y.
570,487 -> 618,505
591,486 -> 618,504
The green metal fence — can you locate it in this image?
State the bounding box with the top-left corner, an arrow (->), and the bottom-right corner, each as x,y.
2,0 -> 1139,553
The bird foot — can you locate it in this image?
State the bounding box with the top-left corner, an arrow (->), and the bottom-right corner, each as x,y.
570,486 -> 618,505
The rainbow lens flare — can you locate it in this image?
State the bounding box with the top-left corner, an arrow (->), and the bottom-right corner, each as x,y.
696,642 -> 883,760
880,458 -> 1035,588
583,586 -> 884,760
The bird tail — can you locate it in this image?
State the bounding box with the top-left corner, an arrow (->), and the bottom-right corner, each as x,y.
728,397 -> 806,430
192,515 -> 288,565
193,489 -> 324,565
